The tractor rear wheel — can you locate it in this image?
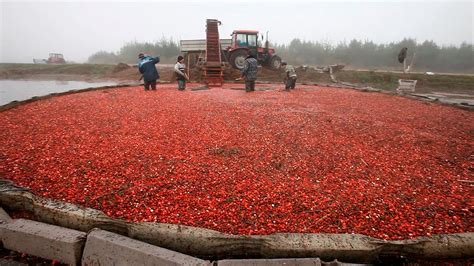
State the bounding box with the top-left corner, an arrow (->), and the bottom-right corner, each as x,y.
269,55 -> 282,70
229,50 -> 248,70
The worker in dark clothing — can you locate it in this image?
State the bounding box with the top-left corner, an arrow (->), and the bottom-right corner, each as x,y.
174,55 -> 188,91
138,53 -> 160,90
240,51 -> 258,92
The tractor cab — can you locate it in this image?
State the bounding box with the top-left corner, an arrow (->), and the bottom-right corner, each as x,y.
231,30 -> 258,49
226,30 -> 281,70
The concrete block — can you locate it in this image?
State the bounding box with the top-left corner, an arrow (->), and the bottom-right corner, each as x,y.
0,207 -> 12,224
218,258 -> 322,266
0,219 -> 86,265
82,228 -> 211,266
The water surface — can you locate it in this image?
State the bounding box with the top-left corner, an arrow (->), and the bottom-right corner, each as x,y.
0,80 -> 118,106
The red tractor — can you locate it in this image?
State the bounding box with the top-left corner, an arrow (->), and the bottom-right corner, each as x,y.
47,53 -> 66,64
223,30 -> 282,70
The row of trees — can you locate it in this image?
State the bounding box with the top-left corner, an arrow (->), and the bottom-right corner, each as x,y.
88,38 -> 180,64
274,38 -> 473,72
88,38 -> 473,73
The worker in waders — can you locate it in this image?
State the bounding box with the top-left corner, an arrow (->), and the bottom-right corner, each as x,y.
138,53 -> 160,90
281,61 -> 297,91
174,55 -> 188,91
240,51 -> 258,92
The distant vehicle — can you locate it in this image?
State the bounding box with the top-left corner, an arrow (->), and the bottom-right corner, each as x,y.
47,53 -> 66,64
33,59 -> 47,64
33,53 -> 66,64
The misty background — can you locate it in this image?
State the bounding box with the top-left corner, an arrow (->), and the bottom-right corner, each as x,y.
1,1 -> 473,72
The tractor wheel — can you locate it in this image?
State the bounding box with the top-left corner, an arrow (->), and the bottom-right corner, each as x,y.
229,50 -> 248,70
269,55 -> 282,70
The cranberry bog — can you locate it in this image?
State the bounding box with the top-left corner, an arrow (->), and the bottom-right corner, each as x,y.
0,83 -> 472,262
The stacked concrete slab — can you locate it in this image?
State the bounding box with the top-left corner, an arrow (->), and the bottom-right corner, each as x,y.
82,229 -> 210,265
1,219 -> 86,265
0,207 -> 213,265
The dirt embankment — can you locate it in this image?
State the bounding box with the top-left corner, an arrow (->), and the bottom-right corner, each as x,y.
0,63 -> 175,83
1,63 -> 473,94
223,66 -> 474,94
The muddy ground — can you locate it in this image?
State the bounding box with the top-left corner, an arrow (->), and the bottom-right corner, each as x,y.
1,63 -> 473,95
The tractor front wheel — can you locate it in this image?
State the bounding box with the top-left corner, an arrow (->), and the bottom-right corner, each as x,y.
229,50 -> 248,70
269,55 -> 282,70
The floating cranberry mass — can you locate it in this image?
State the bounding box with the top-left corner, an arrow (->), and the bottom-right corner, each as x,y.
0,84 -> 472,240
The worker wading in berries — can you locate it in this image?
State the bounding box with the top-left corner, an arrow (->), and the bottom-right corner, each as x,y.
281,61 -> 297,91
174,55 -> 189,91
240,51 -> 259,92
138,53 -> 160,91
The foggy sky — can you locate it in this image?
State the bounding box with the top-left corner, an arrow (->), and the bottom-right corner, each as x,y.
1,0 -> 472,63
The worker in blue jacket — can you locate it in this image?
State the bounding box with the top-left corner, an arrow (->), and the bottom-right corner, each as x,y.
138,53 -> 160,90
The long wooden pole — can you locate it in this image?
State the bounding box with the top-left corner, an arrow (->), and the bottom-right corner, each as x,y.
186,53 -> 191,80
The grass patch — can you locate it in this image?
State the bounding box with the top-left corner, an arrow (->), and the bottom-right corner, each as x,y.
338,70 -> 474,93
